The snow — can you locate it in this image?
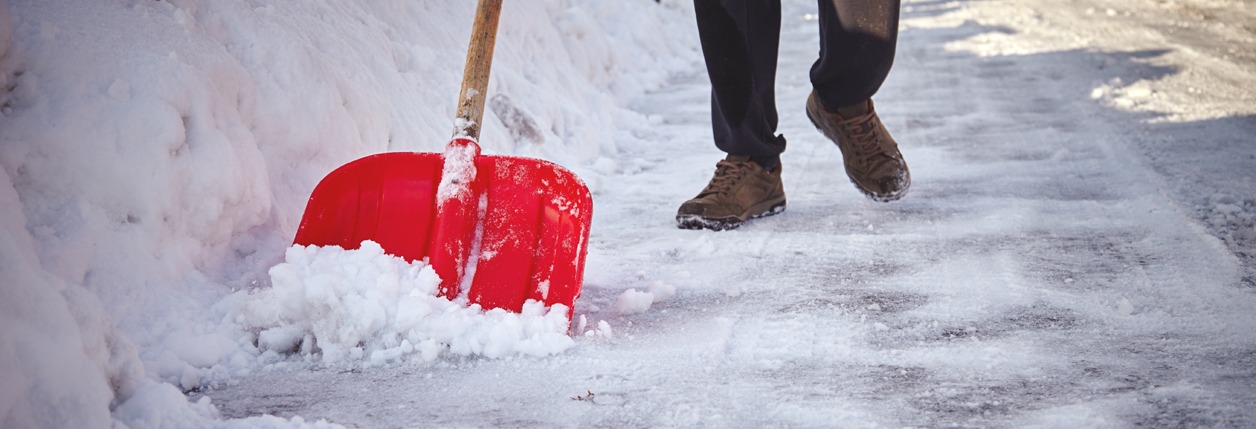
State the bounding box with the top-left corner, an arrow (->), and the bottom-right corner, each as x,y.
227,241 -> 574,366
2,0 -> 1255,427
615,280 -> 676,316
435,138 -> 479,205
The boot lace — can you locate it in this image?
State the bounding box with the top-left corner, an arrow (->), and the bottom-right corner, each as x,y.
701,160 -> 749,195
841,114 -> 886,167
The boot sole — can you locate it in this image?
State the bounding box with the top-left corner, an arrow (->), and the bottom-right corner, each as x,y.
849,171 -> 911,203
676,200 -> 787,231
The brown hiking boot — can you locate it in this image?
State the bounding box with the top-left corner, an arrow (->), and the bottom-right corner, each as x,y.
806,91 -> 910,202
676,155 -> 786,230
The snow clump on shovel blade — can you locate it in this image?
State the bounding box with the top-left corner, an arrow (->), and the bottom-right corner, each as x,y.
228,241 -> 573,367
437,138 -> 480,205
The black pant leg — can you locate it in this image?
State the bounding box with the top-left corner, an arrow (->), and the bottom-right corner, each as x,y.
811,0 -> 901,108
694,0 -> 787,166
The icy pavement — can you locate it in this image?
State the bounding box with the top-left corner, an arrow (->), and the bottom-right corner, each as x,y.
201,0 -> 1256,427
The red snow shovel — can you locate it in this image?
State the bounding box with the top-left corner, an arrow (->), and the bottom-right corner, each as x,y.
292,0 -> 592,319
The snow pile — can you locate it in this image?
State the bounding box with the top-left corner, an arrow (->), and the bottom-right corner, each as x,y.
110,379 -> 343,429
0,172 -> 334,429
0,175 -> 141,427
228,241 -> 574,367
0,0 -> 698,426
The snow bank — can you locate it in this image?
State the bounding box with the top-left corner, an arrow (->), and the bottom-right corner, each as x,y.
0,173 -> 135,429
0,0 -> 698,426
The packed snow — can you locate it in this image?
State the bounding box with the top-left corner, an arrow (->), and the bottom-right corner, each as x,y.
2,0 -> 1255,427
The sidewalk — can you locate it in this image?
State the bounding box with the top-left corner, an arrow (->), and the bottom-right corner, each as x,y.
206,1 -> 1256,427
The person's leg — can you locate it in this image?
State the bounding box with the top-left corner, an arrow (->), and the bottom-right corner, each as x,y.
695,0 -> 786,169
810,0 -> 901,109
678,0 -> 788,230
806,0 -> 910,202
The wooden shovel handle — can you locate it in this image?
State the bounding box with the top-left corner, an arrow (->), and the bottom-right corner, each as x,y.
453,0 -> 503,140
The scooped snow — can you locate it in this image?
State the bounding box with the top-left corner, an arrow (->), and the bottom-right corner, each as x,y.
227,241 -> 574,366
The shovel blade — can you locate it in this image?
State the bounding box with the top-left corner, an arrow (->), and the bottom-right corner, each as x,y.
293,139 -> 592,318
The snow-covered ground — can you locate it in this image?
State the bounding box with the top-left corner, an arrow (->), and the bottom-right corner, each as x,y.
2,0 -> 1254,427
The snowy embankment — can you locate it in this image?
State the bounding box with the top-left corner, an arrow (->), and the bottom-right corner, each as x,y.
0,0 -> 697,427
